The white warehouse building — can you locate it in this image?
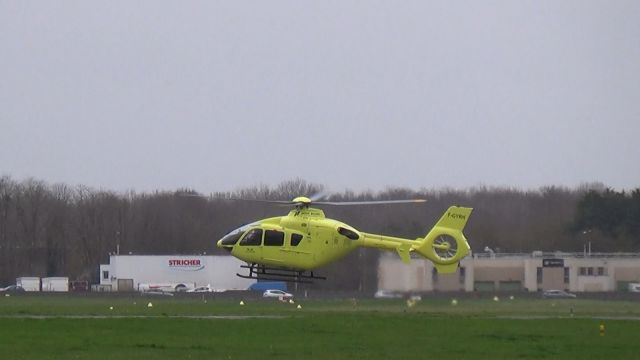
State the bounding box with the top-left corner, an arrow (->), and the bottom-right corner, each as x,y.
99,255 -> 254,292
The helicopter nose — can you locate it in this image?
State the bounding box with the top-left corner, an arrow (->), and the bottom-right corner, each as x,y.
217,239 -> 233,253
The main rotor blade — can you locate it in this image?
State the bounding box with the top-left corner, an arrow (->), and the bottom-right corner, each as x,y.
220,198 -> 294,205
178,194 -> 294,205
177,193 -> 211,199
308,190 -> 330,202
179,194 -> 426,206
313,199 -> 427,206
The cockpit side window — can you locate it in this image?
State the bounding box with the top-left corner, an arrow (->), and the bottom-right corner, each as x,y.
290,233 -> 303,246
220,222 -> 258,246
239,229 -> 263,246
264,230 -> 284,246
220,232 -> 243,246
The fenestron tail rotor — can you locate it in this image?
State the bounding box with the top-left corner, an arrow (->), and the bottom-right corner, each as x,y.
412,206 -> 473,273
432,234 -> 459,260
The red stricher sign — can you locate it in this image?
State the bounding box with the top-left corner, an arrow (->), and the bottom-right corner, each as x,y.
168,259 -> 201,266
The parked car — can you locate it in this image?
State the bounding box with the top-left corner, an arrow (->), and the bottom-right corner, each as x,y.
262,289 -> 293,300
187,286 -> 214,293
0,285 -> 25,292
542,290 -> 576,299
628,283 -> 640,293
373,290 -> 403,299
249,281 -> 287,292
142,288 -> 174,296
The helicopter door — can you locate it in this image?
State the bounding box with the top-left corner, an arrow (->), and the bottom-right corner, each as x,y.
235,228 -> 263,261
285,232 -> 311,268
262,229 -> 285,265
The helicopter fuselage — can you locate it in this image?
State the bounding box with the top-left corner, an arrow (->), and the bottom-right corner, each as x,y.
220,208 -> 361,270
217,204 -> 473,275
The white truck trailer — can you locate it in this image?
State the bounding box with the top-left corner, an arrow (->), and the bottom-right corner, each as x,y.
42,277 -> 69,292
16,277 -> 40,292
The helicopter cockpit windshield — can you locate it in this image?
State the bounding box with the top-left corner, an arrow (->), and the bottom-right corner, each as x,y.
219,223 -> 258,247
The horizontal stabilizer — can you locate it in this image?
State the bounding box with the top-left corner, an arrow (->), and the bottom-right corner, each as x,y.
396,244 -> 412,264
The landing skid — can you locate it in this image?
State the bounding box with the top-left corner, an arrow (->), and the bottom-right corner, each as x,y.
237,264 -> 327,283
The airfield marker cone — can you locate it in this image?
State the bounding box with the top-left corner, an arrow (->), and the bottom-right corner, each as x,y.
239,301 -> 245,306
109,306 -> 113,310
289,299 -> 295,304
147,302 -> 153,308
4,294 -> 9,297
451,299 -> 458,306
493,296 -> 499,302
599,323 -> 605,337
509,295 -> 515,300
297,304 -> 302,309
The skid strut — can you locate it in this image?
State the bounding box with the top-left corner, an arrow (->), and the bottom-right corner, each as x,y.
237,264 -> 326,283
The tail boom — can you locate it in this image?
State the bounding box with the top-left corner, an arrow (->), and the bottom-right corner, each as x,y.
360,206 -> 473,273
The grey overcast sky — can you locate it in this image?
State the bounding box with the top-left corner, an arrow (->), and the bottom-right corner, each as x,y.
1,1 -> 639,194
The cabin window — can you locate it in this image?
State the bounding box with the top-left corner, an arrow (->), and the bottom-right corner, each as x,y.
239,229 -> 262,246
337,227 -> 359,240
290,233 -> 303,246
264,230 -> 285,246
102,271 -> 109,280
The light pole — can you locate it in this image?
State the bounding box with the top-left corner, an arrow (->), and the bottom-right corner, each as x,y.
582,229 -> 592,257
116,231 -> 120,255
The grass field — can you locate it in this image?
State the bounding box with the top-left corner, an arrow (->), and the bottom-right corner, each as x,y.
1,294 -> 639,359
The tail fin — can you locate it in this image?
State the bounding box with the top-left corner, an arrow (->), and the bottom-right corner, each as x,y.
413,206 -> 473,273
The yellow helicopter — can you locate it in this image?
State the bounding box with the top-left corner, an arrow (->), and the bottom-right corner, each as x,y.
216,196 -> 473,282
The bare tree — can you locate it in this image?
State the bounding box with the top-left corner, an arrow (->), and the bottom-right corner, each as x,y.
1,176 -> 630,289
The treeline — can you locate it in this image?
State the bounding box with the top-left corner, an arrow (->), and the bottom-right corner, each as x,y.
573,189 -> 640,250
0,176 -> 637,289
